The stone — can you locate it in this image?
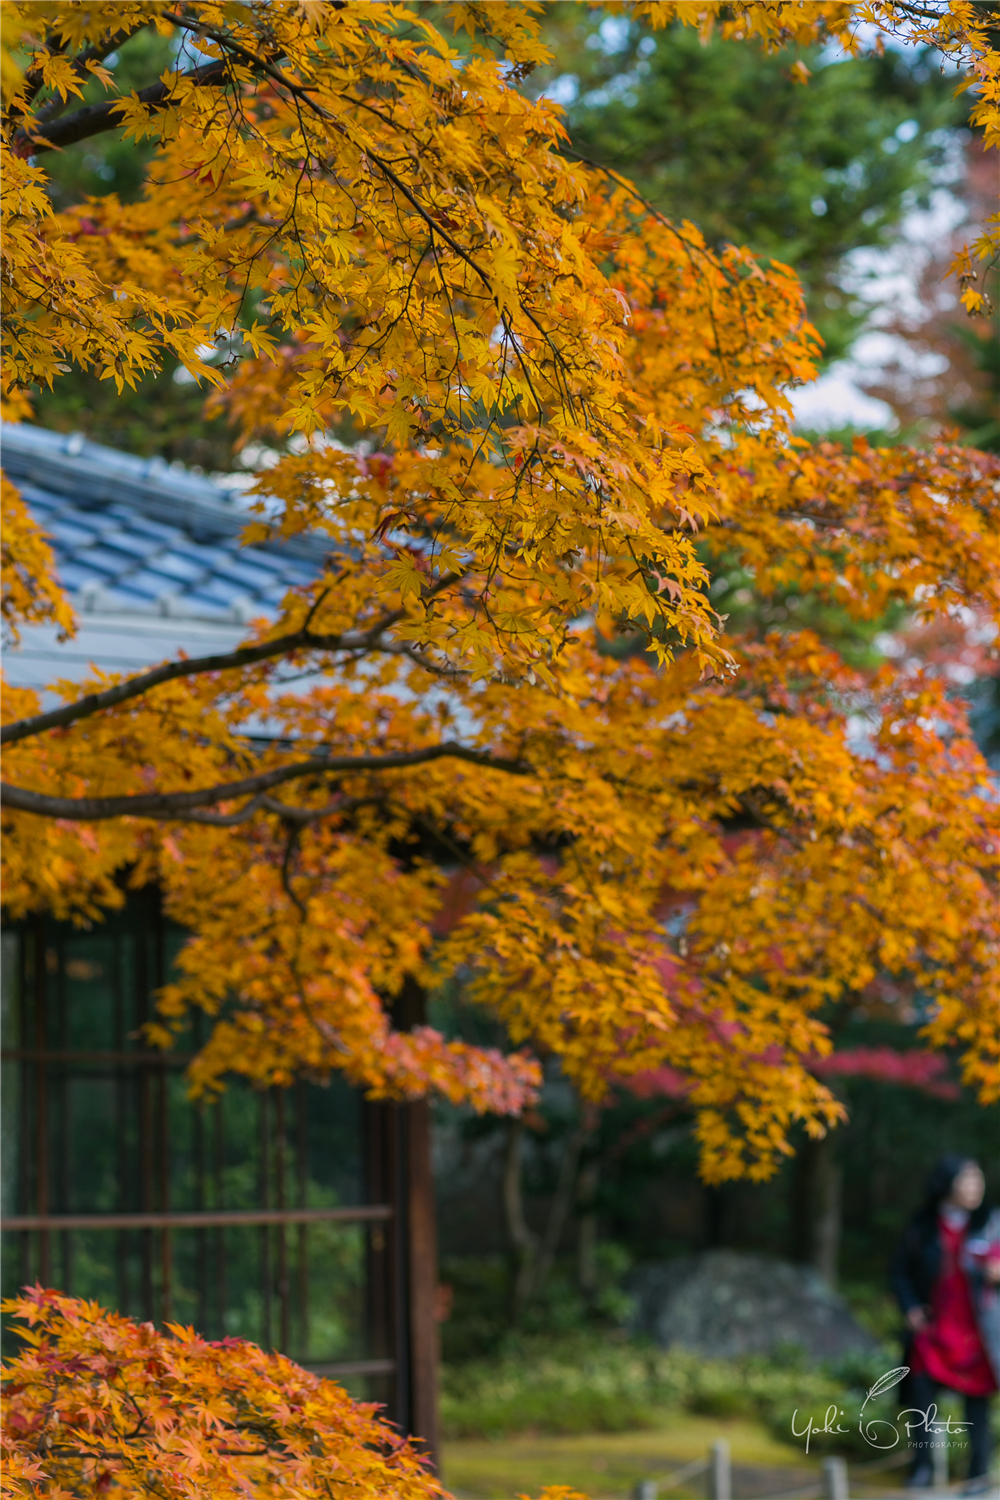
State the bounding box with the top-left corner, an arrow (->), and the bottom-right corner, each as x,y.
628,1250 -> 878,1361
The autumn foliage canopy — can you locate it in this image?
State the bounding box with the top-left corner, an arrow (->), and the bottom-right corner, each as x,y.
1,1 -> 998,1186
1,1 -> 999,1495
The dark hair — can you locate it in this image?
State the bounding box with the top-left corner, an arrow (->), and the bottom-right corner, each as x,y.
923,1154 -> 977,1213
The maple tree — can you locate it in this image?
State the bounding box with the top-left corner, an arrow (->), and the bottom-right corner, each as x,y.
2,5 -> 999,1493
26,7 -> 969,460
1,0 -> 998,1199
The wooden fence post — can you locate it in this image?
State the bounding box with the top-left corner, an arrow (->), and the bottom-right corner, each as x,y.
822,1455 -> 849,1500
931,1429 -> 948,1493
708,1439 -> 731,1500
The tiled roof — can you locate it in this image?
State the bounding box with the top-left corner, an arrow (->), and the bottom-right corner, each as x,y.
1,423 -> 329,624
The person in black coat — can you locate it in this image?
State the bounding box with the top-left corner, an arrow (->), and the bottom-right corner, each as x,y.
890,1154 -> 999,1494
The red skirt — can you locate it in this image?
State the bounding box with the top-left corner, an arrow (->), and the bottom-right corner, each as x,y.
910,1218 -> 997,1397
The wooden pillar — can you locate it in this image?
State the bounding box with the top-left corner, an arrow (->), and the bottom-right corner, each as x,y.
365,1100 -> 407,1424
406,1097 -> 440,1468
389,976 -> 440,1468
32,920 -> 50,1285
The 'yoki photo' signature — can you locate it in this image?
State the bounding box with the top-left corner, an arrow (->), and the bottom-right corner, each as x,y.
792,1363 -> 969,1451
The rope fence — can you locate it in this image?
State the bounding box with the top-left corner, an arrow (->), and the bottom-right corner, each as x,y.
628,1438 -> 996,1500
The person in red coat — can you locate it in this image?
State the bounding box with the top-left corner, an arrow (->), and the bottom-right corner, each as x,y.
891,1156 -> 1000,1494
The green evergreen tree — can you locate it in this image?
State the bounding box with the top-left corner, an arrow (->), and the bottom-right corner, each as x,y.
535,8 -> 963,361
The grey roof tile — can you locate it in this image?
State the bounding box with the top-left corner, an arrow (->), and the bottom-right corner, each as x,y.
181,546 -> 276,584
176,590 -> 234,619
70,544 -> 140,579
98,530 -> 165,562
138,553 -> 210,585
17,484 -> 59,514
188,577 -> 255,607
219,545 -> 289,575
46,516 -> 102,549
277,560 -> 318,583
102,506 -> 186,543
90,584 -> 160,612
56,559 -> 109,591
103,581 -> 162,608
107,568 -> 173,601
2,423 -> 332,624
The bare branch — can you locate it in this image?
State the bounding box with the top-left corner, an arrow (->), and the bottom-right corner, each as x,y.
0,627 -> 334,746
12,57 -> 231,154
10,25 -> 146,121
0,573 -> 462,747
0,743 -> 529,822
280,823 -> 306,916
256,793 -> 380,825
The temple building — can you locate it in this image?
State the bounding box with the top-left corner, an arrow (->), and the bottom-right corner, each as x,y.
0,422 -> 439,1458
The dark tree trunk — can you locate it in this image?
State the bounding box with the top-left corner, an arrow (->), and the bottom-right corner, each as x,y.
576,1159 -> 600,1296
812,1136 -> 843,1286
704,1184 -> 727,1248
502,1103 -> 590,1321
406,1098 -> 440,1466
530,1120 -> 586,1301
791,1132 -> 842,1286
503,1117 -> 538,1318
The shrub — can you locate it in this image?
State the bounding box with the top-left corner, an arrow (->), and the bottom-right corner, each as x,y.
440,1330 -> 898,1453
1,1287 -> 442,1500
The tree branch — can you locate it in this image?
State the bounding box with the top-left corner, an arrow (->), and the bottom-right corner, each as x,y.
12,58 -> 231,154
174,791 -> 384,827
503,1118 -> 538,1318
12,7 -> 562,395
0,743 -> 529,822
280,822 -> 306,917
1,628 -> 323,745
9,25 -> 145,121
0,574 -> 462,747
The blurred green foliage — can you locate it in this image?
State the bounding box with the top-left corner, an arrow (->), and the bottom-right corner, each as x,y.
433,1016 -> 998,1368
707,559 -> 909,665
31,359 -> 238,472
440,1244 -> 633,1366
535,7 -> 964,362
967,673 -> 1000,769
439,1329 -> 900,1453
42,27 -> 172,210
599,544 -> 911,668
586,1018 -> 999,1281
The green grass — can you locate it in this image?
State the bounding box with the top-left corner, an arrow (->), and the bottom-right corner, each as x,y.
441,1415 -> 821,1500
